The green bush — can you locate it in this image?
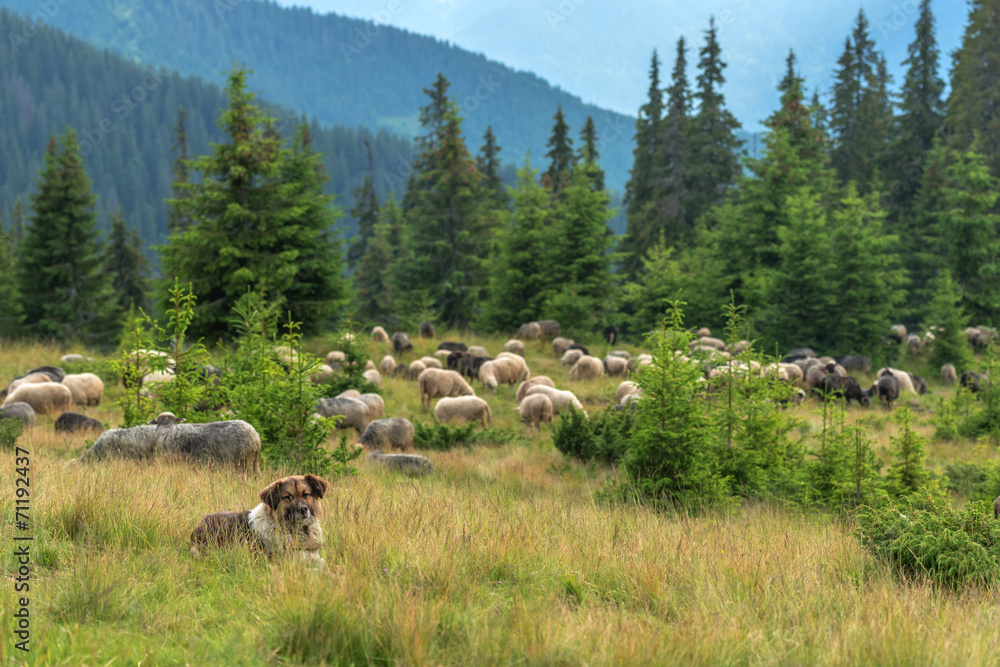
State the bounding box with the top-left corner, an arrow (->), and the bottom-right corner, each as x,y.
552,406 -> 632,465
856,491 -> 1000,588
413,422 -> 520,450
0,418 -> 23,450
802,401 -> 882,511
944,460 -> 1000,500
315,327 -> 382,398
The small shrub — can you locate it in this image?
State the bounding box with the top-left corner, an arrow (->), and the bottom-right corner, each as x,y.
0,418 -> 23,450
884,407 -> 932,498
413,422 -> 520,450
944,460 -> 1000,500
552,406 -> 632,465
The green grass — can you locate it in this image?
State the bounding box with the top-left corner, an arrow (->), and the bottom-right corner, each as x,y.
1,337 -> 1000,664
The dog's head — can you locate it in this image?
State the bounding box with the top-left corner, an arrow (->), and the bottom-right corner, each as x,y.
259,475 -> 329,524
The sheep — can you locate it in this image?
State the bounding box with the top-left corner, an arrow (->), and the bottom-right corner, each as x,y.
523,385 -> 586,416
77,425 -> 159,463
394,363 -> 409,378
358,418 -> 415,452
3,383 -> 72,415
875,368 -> 917,395
518,394 -> 554,429
438,342 -> 468,353
603,326 -> 619,344
568,343 -> 590,356
616,381 -> 640,405
690,337 -> 726,351
408,361 -> 427,380
434,396 -> 492,426
804,367 -> 828,392
362,369 -> 382,388
495,352 -> 530,381
356,393 -> 386,421
467,346 -> 490,358
868,374 -> 901,409
628,355 -> 653,375
418,368 -> 475,408
569,356 -> 605,381
419,321 -> 436,338
366,449 -> 432,473
695,327 -> 712,338
364,360 -> 377,372
538,320 -> 561,338
60,354 -> 85,364
371,326 -> 390,343
730,340 -> 752,355
503,339 -> 525,356
336,389 -> 361,399
314,397 -> 370,433
326,350 -> 346,368
379,355 -> 397,376
148,413 -> 262,473
478,358 -> 522,391
604,355 -> 628,377
392,332 -> 413,355
5,372 -> 53,397
906,333 -> 923,355
517,376 -> 556,403
0,402 -> 35,429
28,365 -> 66,383
910,373 -> 928,395
785,347 -> 817,360
814,375 -> 869,406
55,412 -> 105,434
418,356 -> 443,370
560,349 -> 584,367
459,355 -> 491,381
517,321 -> 542,340
309,364 -> 336,384
778,363 -> 804,385
960,371 -> 989,394
888,324 -> 907,343
552,337 -> 574,357
941,363 -> 958,385
61,373 -> 104,407
834,355 -> 872,373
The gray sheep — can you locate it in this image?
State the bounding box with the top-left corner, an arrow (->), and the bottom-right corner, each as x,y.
503,339 -> 525,356
518,393 -> 553,429
569,355 -> 605,381
55,412 -> 105,434
941,363 -> 958,385
392,332 -> 413,355
149,413 -> 261,472
0,402 -> 35,429
552,337 -> 574,357
418,369 -> 475,408
419,321 -> 436,338
77,424 -> 160,462
538,320 -> 561,338
434,396 -> 492,426
359,418 -> 415,451
356,393 -> 386,421
366,449 -> 432,474
314,397 -> 370,433
517,321 -> 542,340
516,376 -> 555,403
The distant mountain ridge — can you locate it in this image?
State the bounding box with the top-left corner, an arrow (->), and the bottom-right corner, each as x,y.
3,0 -> 639,192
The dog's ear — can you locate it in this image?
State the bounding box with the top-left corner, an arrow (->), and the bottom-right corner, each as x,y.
304,474 -> 329,499
259,480 -> 284,509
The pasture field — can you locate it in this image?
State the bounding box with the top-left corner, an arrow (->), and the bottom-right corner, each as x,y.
2,335 -> 1000,665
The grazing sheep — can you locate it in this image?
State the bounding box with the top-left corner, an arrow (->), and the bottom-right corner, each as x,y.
418,356 -> 443,370
60,354 -> 85,364
356,393 -> 386,421
55,412 -> 105,434
517,321 -> 542,340
77,425 -> 159,462
408,361 -> 427,381
358,418 -> 415,452
434,396 -> 492,426
379,355 -> 397,376
495,352 -> 530,381
604,355 -> 628,377
516,377 -> 556,403
730,340 -> 752,355
518,394 -> 554,429
569,356 -> 605,381
419,321 -> 436,338
876,368 -> 917,395
868,374 -> 901,409
603,325 -> 620,344
364,360 -> 376,372
366,449 -> 432,473
568,343 -> 590,356
696,327 -> 712,338
467,346 -> 490,358
438,342 -> 468,353
538,320 -> 561,338
5,372 -> 53,397
433,350 -> 451,360
804,367 -> 828,392
910,373 -> 928,395
309,364 -> 336,384
362,369 -> 382,387
834,355 -> 872,373
523,385 -> 586,416
61,373 -> 104,407
326,350 -> 346,368
3,383 -> 72,415
459,355 -> 490,382
503,339 -> 525,356
616,381 -> 640,405
0,402 -> 35,428
627,355 -> 653,375
690,337 -> 726,352
960,371 -> 989,394
814,375 -> 869,406
785,347 -> 817,360
608,350 -> 633,360
906,334 -> 923,355
796,358 -> 823,374
392,332 -> 413,355
478,358 -> 522,391
778,363 -> 804,385
552,337 -> 574,357
336,389 -> 361,399
371,326 -> 390,343
149,413 -> 262,473
314,397 -> 370,433
941,364 -> 958,385
418,369 -> 476,408
446,351 -> 468,371
394,363 -> 409,378
560,349 -> 584,367
28,366 -> 66,383
888,324 -> 907,343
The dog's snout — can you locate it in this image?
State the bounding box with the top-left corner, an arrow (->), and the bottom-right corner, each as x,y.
293,501 -> 311,518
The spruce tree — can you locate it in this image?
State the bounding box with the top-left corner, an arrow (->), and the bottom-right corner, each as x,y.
404,72 -> 453,211
687,18 -> 744,223
8,199 -> 24,250
105,207 -> 149,314
0,227 -> 23,338
622,51 -> 664,265
167,108 -> 192,235
347,140 -> 379,270
891,0 -> 945,212
900,138 -> 951,316
577,116 -> 605,192
924,269 -> 972,371
18,132 -> 117,343
543,106 -> 575,193
479,159 -> 553,331
946,0 -> 1000,174
162,68 -> 346,339
355,194 -> 404,325
476,126 -> 510,211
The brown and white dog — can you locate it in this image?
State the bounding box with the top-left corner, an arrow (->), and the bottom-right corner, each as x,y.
190,474 -> 329,566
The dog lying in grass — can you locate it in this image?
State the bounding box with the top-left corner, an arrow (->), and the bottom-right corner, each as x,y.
190,474 -> 329,567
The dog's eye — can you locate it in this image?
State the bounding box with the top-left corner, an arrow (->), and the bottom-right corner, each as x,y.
303,493 -> 311,498
282,495 -> 292,501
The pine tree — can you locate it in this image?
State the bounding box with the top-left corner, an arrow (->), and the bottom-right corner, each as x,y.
0,226 -> 23,338
622,51 -> 664,252
347,139 -> 379,270
167,107 -> 192,235
890,0 -> 945,212
946,0 -> 1000,174
884,408 -> 930,498
162,68 -> 346,339
543,106 -> 575,193
18,132 -> 117,343
924,269 -> 973,371
687,18 -> 744,223
476,126 -> 510,210
355,194 -> 404,325
8,199 -> 24,250
404,72 -> 453,211
577,116 -> 605,192
105,207 -> 149,314
478,159 -> 553,331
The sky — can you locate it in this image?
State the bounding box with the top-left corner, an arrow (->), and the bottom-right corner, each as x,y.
272,0 -> 967,129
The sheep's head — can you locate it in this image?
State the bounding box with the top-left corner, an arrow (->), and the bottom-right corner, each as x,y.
148,412 -> 185,427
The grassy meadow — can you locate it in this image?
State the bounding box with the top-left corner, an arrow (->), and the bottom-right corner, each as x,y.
2,334 -> 1000,665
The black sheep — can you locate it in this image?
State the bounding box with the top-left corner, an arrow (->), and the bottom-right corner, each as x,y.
815,375 -> 869,406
